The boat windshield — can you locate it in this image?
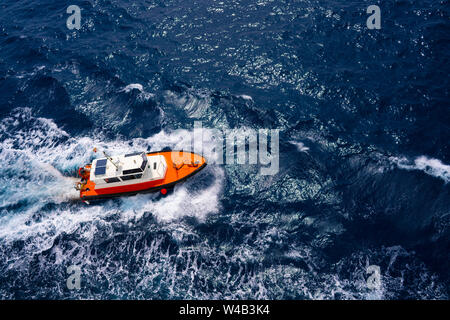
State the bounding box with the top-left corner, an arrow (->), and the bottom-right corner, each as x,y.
140,153 -> 148,171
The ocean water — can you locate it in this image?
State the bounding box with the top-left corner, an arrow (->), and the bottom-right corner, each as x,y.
0,0 -> 449,299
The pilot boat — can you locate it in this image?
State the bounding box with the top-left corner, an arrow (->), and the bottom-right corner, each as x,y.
75,150 -> 206,202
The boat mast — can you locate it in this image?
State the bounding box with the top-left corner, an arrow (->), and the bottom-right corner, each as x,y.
103,151 -> 119,170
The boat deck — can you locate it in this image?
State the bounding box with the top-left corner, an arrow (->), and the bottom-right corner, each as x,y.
80,151 -> 206,200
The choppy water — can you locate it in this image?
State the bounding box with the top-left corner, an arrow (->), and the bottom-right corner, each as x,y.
0,0 -> 449,299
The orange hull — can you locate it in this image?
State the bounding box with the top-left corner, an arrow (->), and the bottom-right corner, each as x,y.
79,151 -> 206,201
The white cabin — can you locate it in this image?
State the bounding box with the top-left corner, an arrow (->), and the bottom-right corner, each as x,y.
90,152 -> 167,189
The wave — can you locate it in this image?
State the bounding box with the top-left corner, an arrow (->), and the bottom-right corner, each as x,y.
121,83 -> 155,100
289,140 -> 310,153
390,155 -> 450,183
121,83 -> 144,92
238,94 -> 253,101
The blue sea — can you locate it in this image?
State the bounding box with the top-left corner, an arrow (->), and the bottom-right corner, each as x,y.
0,0 -> 449,299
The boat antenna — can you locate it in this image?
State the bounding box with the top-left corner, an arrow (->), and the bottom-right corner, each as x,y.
103,151 -> 119,170
93,148 -> 119,170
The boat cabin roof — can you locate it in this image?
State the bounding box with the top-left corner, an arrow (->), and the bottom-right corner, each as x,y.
90,152 -> 166,184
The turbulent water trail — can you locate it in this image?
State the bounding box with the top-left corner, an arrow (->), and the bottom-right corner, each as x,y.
0,108 -> 223,243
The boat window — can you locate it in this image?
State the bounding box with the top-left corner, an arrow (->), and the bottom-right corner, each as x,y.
141,154 -> 148,171
153,162 -> 157,170
120,174 -> 143,181
125,152 -> 142,157
141,160 -> 148,171
104,177 -> 121,183
123,168 -> 142,175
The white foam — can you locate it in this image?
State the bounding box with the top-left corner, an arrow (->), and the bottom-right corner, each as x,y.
239,94 -> 253,101
119,168 -> 223,223
390,155 -> 450,183
120,83 -> 155,101
289,140 -> 309,153
122,83 -> 143,92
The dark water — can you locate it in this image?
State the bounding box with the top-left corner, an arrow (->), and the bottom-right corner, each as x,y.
0,0 -> 449,299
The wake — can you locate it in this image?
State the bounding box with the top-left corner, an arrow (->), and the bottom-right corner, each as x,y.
0,108 -> 223,244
